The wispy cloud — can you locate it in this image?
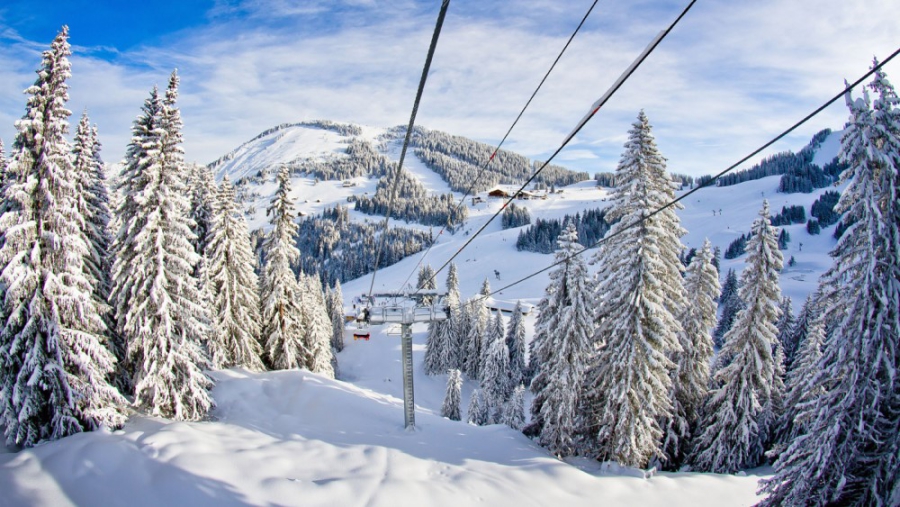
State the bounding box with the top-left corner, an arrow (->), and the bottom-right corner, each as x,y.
1,0 -> 898,176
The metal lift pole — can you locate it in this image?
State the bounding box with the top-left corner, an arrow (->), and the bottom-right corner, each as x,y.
401,321 -> 415,428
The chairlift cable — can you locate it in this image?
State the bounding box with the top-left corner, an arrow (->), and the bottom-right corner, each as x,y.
367,0 -> 451,301
421,0 -> 697,294
395,0 -> 601,294
477,48 -> 900,303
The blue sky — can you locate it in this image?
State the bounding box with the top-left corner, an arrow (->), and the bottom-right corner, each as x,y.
1,0 -> 899,176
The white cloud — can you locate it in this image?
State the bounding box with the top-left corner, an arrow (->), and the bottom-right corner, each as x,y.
1,0 -> 899,176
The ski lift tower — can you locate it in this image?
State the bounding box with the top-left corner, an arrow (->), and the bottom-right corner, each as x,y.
365,290 -> 448,429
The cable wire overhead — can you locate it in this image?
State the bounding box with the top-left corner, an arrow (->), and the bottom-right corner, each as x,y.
395,0 -> 602,293
481,46 -> 900,302
421,0 -> 697,293
367,0 -> 451,301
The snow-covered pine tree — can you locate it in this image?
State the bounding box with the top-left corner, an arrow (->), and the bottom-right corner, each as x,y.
188,163 -> 218,260
662,239 -> 720,470
713,268 -> 743,348
581,111 -> 686,467
0,138 -> 7,189
0,26 -> 126,446
481,311 -> 511,423
480,278 -> 491,297
759,69 -> 900,507
467,389 -> 489,426
261,166 -> 307,370
503,384 -> 526,431
71,113 -> 123,387
784,294 -> 816,371
505,300 -> 527,388
772,315 -> 825,453
326,280 -> 345,353
206,176 -> 264,371
774,296 -> 795,365
424,318 -> 451,375
418,264 -> 437,305
441,368 -> 463,421
299,273 -> 335,378
464,297 -> 488,380
445,263 -> 464,370
187,163 -> 218,330
528,223 -> 593,457
110,71 -> 213,421
690,201 -> 783,474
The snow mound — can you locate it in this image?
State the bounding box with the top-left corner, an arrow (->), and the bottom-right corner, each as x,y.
0,368 -> 767,506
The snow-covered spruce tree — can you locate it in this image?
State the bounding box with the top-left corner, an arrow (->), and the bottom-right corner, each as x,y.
759,71 -> 900,507
298,273 -> 335,378
187,163 -> 218,328
0,138 -> 7,188
206,176 -> 264,371
188,163 -> 218,260
424,318 -> 451,375
774,296 -> 794,366
662,239 -> 720,470
528,223 -> 593,457
110,71 -> 213,421
441,368 -> 463,421
481,311 -> 511,423
71,113 -> 113,313
690,201 -> 783,474
467,389 -> 489,426
261,166 -> 307,370
503,384 -> 526,431
784,294 -> 816,371
713,268 -> 743,349
417,264 -> 437,305
464,296 -> 488,380
326,280 -> 345,353
480,277 -> 491,297
445,262 -> 464,370
71,113 -> 124,387
772,315 -> 825,453
505,300 -> 527,389
581,111 -> 686,467
0,26 -> 126,446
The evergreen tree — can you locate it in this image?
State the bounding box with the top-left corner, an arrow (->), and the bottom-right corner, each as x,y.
261,166 -> 306,370
417,264 -> 437,305
464,297 -> 488,381
581,111 -> 686,467
528,224 -> 593,457
187,163 -> 218,330
0,138 -> 7,191
441,368 -> 462,421
445,263 -> 464,370
299,273 -> 335,378
713,268 -> 743,348
467,389 -> 488,426
481,311 -> 511,423
110,71 -> 213,421
480,278 -> 491,297
774,296 -> 795,366
424,318 -> 452,375
662,239 -> 720,469
503,384 -> 526,431
505,301 -> 527,388
326,280 -> 345,353
785,294 -> 817,371
760,70 -> 900,506
0,26 -> 126,446
206,176 -> 264,371
772,316 -> 825,453
691,201 -> 784,473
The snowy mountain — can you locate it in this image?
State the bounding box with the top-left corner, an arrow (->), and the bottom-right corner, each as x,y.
206,119 -> 842,310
